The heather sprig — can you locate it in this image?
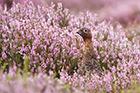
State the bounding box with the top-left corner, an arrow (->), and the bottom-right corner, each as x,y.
0,1 -> 140,93
0,1 -> 81,76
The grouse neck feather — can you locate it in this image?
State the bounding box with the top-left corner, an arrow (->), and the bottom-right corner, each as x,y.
83,38 -> 94,59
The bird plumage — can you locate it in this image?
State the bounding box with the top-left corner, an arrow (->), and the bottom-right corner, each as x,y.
77,28 -> 103,75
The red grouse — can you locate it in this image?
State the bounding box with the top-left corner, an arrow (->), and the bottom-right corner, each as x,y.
77,28 -> 103,75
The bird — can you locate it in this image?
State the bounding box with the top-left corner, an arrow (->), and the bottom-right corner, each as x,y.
77,27 -> 103,76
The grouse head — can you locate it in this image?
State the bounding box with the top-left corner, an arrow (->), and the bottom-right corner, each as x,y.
77,28 -> 92,41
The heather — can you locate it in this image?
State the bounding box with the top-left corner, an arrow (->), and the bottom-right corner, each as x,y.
0,1 -> 140,93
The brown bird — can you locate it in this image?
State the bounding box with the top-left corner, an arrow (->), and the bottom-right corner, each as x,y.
77,28 -> 103,75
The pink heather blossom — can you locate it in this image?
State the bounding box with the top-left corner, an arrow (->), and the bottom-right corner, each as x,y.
0,1 -> 140,93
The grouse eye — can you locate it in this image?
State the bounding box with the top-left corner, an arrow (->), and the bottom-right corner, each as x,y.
83,28 -> 89,33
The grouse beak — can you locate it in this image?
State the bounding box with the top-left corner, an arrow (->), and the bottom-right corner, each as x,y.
76,31 -> 82,36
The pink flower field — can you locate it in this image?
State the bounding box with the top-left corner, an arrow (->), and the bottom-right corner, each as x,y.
0,0 -> 140,93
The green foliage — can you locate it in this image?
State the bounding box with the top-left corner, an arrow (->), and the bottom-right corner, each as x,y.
23,55 -> 30,73
0,60 -> 9,72
59,16 -> 69,28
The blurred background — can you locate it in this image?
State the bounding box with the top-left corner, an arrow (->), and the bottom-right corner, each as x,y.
1,0 -> 140,27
